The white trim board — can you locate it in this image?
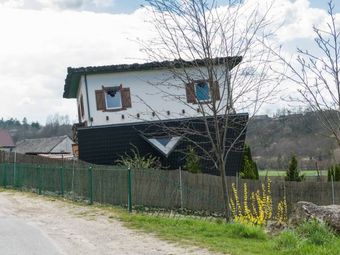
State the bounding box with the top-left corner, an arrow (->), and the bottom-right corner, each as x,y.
145,136 -> 182,157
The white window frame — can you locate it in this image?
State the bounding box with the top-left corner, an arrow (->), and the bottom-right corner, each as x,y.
104,87 -> 123,110
146,136 -> 182,156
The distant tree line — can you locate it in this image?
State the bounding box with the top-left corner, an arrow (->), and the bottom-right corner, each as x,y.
0,117 -> 40,130
0,114 -> 72,142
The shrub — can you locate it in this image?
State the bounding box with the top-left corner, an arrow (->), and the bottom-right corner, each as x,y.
240,144 -> 259,180
274,230 -> 299,250
230,178 -> 288,226
116,145 -> 161,169
184,146 -> 201,173
296,220 -> 335,246
274,220 -> 336,254
229,222 -> 267,240
328,164 -> 340,181
285,155 -> 304,181
276,198 -> 288,223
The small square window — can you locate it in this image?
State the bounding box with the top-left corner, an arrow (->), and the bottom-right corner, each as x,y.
186,80 -> 219,104
194,81 -> 210,102
105,88 -> 122,110
96,85 -> 132,111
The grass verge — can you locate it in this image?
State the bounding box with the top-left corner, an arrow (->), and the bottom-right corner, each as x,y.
117,212 -> 270,255
115,211 -> 340,255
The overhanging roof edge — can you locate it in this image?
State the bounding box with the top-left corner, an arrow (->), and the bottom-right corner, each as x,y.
62,56 -> 243,99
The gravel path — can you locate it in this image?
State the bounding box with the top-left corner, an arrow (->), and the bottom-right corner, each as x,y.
0,190 -> 219,255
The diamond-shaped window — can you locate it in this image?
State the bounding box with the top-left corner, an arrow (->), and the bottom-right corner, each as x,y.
143,136 -> 181,157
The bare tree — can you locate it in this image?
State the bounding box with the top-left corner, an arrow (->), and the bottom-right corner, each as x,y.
140,0 -> 281,220
270,1 -> 340,149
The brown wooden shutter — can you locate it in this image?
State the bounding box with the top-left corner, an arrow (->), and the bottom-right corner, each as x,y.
186,82 -> 196,104
212,81 -> 221,101
121,88 -> 132,108
80,95 -> 85,117
77,105 -> 81,122
95,90 -> 105,111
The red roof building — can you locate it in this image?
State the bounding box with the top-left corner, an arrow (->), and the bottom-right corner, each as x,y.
0,129 -> 15,151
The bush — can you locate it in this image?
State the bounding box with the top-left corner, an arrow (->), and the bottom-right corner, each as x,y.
328,164 -> 340,181
229,222 -> 267,240
296,220 -> 335,246
274,220 -> 336,254
285,155 -> 304,181
229,179 -> 289,226
274,230 -> 299,250
184,146 -> 201,173
240,144 -> 259,179
116,145 -> 161,169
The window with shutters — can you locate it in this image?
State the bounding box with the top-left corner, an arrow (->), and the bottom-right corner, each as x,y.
95,85 -> 132,112
194,81 -> 210,102
185,80 -> 220,104
105,88 -> 122,110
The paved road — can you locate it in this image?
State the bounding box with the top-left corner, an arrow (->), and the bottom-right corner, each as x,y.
0,217 -> 61,255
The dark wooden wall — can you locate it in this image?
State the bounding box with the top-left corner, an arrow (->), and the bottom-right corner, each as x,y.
78,114 -> 248,176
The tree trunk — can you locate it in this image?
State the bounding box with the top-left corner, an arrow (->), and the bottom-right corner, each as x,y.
219,161 -> 231,222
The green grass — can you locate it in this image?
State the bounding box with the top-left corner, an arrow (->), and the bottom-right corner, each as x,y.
259,170 -> 328,177
118,213 -> 271,255
116,212 -> 340,255
274,221 -> 340,255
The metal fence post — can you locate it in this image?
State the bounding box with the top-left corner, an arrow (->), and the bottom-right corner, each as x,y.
236,171 -> 239,216
331,174 -> 335,205
88,166 -> 93,205
179,167 -> 183,209
15,163 -> 22,189
38,165 -> 42,195
14,150 -> 17,186
19,164 -> 25,189
13,162 -> 17,188
60,166 -> 64,197
16,163 -> 20,188
2,163 -> 7,188
127,168 -> 132,213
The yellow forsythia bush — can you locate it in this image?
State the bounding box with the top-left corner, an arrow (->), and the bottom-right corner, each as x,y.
229,178 -> 287,225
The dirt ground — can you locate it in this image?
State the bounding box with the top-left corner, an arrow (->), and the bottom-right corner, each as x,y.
0,190 -> 219,255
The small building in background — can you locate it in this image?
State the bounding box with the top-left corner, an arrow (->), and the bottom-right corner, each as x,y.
0,129 -> 15,152
16,135 -> 74,159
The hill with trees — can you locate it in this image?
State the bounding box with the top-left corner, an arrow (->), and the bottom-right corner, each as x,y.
246,111 -> 338,170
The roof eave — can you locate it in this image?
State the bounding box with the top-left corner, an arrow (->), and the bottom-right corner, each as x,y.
62,56 -> 243,99
63,72 -> 81,99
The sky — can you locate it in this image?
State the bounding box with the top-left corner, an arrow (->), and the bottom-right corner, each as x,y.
0,0 -> 339,124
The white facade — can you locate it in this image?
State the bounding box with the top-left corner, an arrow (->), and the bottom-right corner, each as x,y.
76,67 -> 228,127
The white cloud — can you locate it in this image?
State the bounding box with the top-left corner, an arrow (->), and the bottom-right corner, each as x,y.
275,0 -> 328,42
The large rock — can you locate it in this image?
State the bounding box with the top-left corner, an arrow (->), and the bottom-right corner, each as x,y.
290,201 -> 340,233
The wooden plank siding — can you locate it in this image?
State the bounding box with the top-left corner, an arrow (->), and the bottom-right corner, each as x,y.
77,115 -> 248,176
